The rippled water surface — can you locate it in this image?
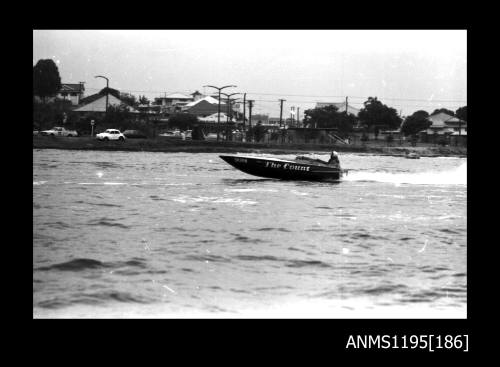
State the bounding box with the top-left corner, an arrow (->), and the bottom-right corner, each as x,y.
33,149 -> 467,318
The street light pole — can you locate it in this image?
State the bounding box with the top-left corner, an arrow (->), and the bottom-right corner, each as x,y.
95,75 -> 110,114
242,93 -> 246,139
203,85 -> 237,141
247,100 -> 254,142
221,92 -> 241,141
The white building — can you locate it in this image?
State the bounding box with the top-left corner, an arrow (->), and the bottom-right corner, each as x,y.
425,112 -> 466,135
57,83 -> 85,105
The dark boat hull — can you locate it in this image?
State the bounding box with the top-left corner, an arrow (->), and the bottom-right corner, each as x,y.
219,155 -> 343,181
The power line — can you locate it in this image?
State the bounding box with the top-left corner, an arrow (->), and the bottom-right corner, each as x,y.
245,92 -> 466,103
84,87 -> 466,103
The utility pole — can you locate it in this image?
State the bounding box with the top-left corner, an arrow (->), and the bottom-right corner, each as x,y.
248,100 -> 254,142
297,107 -> 300,127
203,85 -> 237,141
242,93 -> 246,138
345,96 -> 348,114
279,99 -> 286,128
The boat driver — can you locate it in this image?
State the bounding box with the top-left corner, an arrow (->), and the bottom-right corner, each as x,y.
327,151 -> 340,168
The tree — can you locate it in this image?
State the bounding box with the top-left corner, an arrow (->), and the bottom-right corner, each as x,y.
455,106 -> 467,121
33,59 -> 62,102
138,95 -> 150,105
120,92 -> 138,108
303,105 -> 356,136
431,108 -> 455,116
253,121 -> 267,142
100,105 -> 134,130
168,113 -> 198,130
357,97 -> 402,130
191,124 -> 205,140
33,98 -> 73,132
400,110 -> 431,136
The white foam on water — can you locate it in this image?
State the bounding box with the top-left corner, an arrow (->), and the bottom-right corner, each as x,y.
33,181 -> 48,185
225,188 -> 278,193
172,195 -> 257,206
344,162 -> 466,186
33,298 -> 466,319
76,182 -> 127,185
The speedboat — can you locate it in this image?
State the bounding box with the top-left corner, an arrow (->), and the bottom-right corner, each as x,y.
219,154 -> 346,181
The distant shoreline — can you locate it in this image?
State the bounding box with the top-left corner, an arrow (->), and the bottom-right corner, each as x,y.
33,136 -> 467,158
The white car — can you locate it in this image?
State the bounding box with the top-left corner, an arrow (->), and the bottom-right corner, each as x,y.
41,126 -> 78,137
96,129 -> 126,141
159,130 -> 181,137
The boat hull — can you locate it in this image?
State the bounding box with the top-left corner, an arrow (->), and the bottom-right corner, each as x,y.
219,155 -> 343,181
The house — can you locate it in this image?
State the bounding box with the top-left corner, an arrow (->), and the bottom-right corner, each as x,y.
249,114 -> 269,124
418,111 -> 467,146
424,112 -> 467,135
154,93 -> 194,113
267,117 -> 282,127
57,82 -> 85,105
73,93 -> 139,113
136,104 -> 162,115
182,96 -> 228,117
315,101 -> 360,116
198,112 -> 231,122
34,82 -> 85,105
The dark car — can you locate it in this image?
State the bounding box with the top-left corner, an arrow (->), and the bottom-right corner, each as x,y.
123,130 -> 147,139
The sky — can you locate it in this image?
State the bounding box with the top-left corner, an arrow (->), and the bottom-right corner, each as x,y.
33,30 -> 467,118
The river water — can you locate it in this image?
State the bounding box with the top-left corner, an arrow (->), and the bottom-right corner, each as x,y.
33,149 -> 467,318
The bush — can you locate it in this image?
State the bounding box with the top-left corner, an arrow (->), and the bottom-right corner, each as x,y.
33,99 -> 73,131
191,125 -> 205,140
168,113 -> 198,130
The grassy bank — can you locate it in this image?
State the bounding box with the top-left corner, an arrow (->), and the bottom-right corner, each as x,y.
33,136 -> 467,157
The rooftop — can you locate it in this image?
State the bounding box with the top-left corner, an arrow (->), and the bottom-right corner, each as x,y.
60,83 -> 85,93
161,93 -> 193,100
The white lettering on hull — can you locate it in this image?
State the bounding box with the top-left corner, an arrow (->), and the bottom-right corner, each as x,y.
264,161 -> 310,171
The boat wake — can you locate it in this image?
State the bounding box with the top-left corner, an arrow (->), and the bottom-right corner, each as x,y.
344,162 -> 466,185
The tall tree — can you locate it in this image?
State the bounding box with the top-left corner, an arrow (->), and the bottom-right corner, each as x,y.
138,95 -> 150,105
357,97 -> 402,130
455,106 -> 467,121
400,110 -> 431,136
33,59 -> 62,102
253,121 -> 267,142
120,92 -> 138,107
303,105 -> 356,136
431,108 -> 455,116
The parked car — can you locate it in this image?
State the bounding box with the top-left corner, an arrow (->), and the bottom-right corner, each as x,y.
41,126 -> 78,137
123,130 -> 147,139
96,129 -> 126,141
159,130 -> 181,137
205,133 -> 218,140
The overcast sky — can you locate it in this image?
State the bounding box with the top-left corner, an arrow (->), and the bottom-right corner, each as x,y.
33,30 -> 466,117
